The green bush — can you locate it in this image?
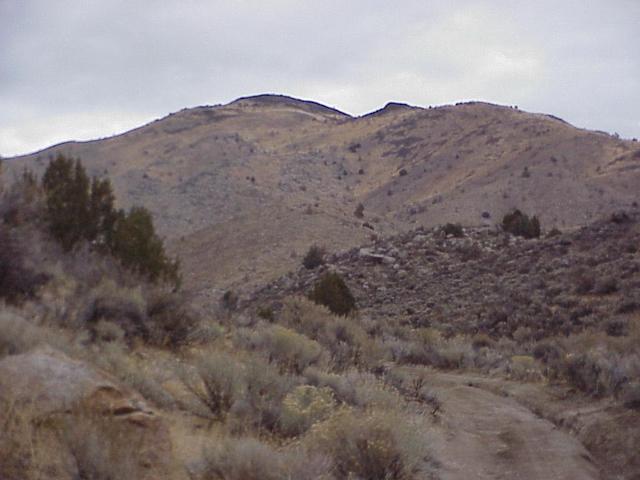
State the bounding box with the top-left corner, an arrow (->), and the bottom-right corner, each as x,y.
308,272 -> 356,316
502,209 -> 541,238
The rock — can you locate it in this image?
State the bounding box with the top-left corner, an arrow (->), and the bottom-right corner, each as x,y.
382,256 -> 396,265
0,347 -> 176,480
359,248 -> 395,265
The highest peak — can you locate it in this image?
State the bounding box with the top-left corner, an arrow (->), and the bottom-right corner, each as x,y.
362,101 -> 421,118
230,94 -> 350,118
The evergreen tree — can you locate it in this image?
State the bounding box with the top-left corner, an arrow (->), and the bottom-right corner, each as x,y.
42,155 -> 180,286
88,176 -> 117,249
502,209 -> 541,239
112,206 -> 180,286
308,272 -> 356,316
42,154 -> 85,250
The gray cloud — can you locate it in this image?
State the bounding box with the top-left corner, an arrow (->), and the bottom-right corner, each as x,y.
1,0 -> 638,156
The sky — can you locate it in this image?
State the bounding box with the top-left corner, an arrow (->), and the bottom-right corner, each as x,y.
1,0 -> 639,157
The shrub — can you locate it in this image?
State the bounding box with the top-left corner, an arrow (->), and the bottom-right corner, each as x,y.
546,227 -> 562,238
202,437 -> 285,480
0,229 -> 48,304
562,351 -> 617,397
502,209 -> 541,239
0,169 -> 42,227
574,271 -> 595,294
246,325 -> 325,373
279,385 -> 336,436
354,203 -> 364,219
201,437 -> 334,480
310,409 -> 432,480
232,355 -> 296,433
471,333 -> 495,351
303,367 -> 358,406
256,305 -> 274,321
0,311 -> 45,358
278,299 -> 383,370
595,277 -> 618,295
180,351 -> 245,419
605,318 -> 626,337
532,340 -> 563,364
79,280 -> 148,340
92,320 -> 125,343
62,415 -> 142,480
303,245 -> 325,270
620,382 -> 640,409
145,292 -> 199,347
221,290 -> 238,310
308,272 -> 356,316
508,355 -> 543,382
0,398 -> 38,480
442,223 -> 464,238
95,343 -> 176,409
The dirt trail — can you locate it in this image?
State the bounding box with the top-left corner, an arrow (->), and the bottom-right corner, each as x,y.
419,370 -> 602,480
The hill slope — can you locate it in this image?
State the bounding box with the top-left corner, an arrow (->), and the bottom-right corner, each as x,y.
5,94 -> 639,298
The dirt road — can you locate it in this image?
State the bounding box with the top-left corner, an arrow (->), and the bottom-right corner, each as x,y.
418,370 -> 602,480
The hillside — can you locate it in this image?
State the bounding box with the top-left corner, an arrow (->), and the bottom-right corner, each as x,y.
2,166 -> 639,479
247,212 -> 640,478
5,94 -> 639,301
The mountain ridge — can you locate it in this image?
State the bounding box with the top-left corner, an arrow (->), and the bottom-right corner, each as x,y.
4,94 -> 639,299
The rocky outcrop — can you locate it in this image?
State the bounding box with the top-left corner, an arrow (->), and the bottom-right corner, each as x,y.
248,212 -> 640,341
0,347 -> 176,480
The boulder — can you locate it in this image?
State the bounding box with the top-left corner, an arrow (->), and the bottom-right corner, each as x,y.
0,347 -> 177,480
358,248 -> 395,265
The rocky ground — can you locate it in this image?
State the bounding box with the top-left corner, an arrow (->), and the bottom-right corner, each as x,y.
250,212 -> 640,342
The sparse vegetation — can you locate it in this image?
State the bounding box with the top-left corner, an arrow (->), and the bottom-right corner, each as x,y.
2,125 -> 640,479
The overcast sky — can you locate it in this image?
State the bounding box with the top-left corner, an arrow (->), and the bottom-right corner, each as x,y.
1,0 -> 639,157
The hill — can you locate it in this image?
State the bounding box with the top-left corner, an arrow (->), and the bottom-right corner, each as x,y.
5,94 -> 639,302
